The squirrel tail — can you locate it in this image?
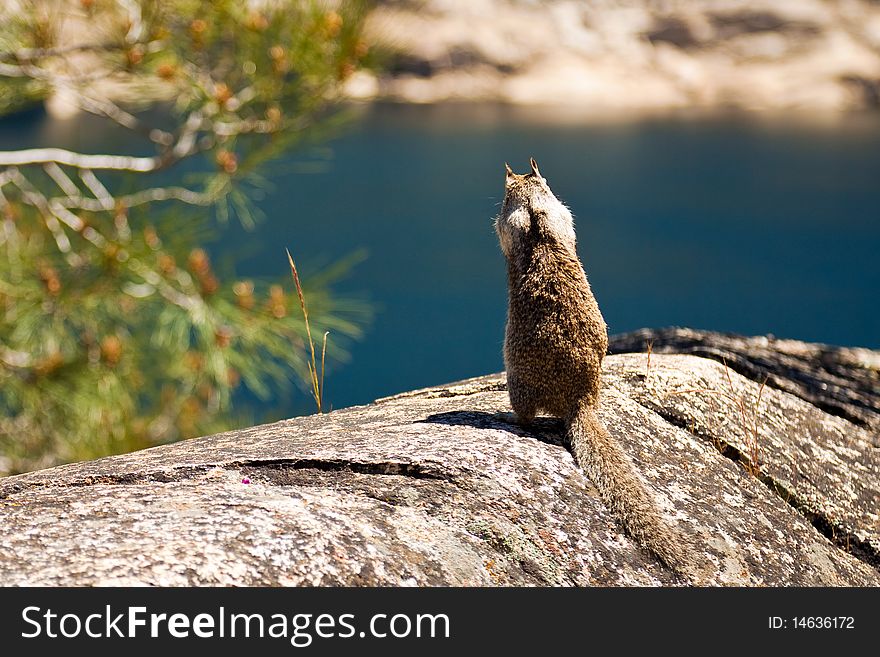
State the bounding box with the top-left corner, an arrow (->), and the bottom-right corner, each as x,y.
568,403 -> 697,581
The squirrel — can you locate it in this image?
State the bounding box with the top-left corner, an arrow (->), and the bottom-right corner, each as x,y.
495,158 -> 697,581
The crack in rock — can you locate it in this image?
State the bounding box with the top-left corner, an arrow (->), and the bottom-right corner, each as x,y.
635,398 -> 880,571
234,458 -> 452,481
0,458 -> 452,500
0,468 -> 211,499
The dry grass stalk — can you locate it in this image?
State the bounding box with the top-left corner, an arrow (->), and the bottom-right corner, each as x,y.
286,248 -> 328,413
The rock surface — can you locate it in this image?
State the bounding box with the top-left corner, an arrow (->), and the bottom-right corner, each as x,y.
0,340 -> 877,586
610,327 -> 880,431
352,0 -> 880,110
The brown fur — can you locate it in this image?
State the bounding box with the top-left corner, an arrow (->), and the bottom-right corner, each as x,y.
496,159 -> 696,580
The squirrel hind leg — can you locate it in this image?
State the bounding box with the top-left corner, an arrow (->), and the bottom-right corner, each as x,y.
511,405 -> 536,426
508,383 -> 537,425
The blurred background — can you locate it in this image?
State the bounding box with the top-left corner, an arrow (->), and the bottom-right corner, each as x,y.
1,0 -> 879,475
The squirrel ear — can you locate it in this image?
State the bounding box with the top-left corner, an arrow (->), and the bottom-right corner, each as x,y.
529,157 -> 541,177
505,162 -> 514,179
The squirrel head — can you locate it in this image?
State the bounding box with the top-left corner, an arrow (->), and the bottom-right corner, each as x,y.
496,158 -> 577,259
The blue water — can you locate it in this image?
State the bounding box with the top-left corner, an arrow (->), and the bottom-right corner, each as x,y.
3,103 -> 880,417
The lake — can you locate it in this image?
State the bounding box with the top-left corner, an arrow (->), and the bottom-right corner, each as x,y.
3,103 -> 879,418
